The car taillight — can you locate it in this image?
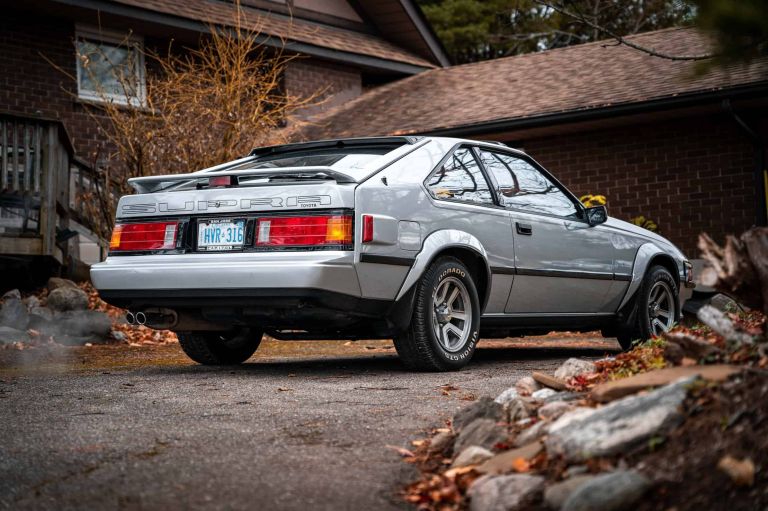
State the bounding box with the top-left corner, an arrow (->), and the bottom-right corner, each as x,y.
255,214 -> 352,247
109,221 -> 179,252
362,215 -> 374,243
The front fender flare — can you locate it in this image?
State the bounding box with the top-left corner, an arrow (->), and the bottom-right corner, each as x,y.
618,242 -> 666,310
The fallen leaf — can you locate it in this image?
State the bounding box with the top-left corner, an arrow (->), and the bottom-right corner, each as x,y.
385,445 -> 415,458
718,455 -> 754,486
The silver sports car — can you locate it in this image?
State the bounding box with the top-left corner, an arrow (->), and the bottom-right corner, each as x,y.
91,136 -> 694,371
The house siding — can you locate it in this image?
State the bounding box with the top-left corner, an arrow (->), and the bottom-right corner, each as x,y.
514,113 -> 763,255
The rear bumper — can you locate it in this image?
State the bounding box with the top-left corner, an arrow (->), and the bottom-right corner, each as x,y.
91,251 -> 362,297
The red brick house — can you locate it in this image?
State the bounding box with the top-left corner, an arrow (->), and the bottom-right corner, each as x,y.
0,0 -> 447,283
297,28 -> 768,257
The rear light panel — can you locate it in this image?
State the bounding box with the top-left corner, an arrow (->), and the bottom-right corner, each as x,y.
255,214 -> 353,248
109,221 -> 180,253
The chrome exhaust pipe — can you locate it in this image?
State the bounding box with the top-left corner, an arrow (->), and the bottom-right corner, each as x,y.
126,311 -> 135,325
135,311 -> 147,325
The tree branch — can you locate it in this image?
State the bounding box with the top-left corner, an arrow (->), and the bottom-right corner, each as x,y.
534,0 -> 714,61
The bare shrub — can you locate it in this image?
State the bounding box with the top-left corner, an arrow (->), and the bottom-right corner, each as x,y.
50,6 -> 320,239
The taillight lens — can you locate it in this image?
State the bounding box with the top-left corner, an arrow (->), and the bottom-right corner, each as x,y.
109,221 -> 179,252
362,215 -> 374,243
255,214 -> 352,247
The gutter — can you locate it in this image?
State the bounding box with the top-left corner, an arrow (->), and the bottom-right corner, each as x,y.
421,83 -> 768,137
723,99 -> 768,226
51,0 -> 433,75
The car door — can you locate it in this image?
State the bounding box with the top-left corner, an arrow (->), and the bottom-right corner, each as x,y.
423,145 -> 516,314
475,149 -> 616,314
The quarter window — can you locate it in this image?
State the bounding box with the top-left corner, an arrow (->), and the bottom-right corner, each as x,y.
75,26 -> 146,106
426,148 -> 493,205
477,150 -> 578,217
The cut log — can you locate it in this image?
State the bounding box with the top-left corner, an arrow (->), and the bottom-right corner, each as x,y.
532,371 -> 568,391
697,305 -> 755,346
698,228 -> 768,315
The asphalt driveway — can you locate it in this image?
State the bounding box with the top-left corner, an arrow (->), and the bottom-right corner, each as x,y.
0,337 -> 619,510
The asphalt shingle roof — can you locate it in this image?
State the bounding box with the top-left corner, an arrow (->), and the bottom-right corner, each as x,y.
111,0 -> 436,68
296,28 -> 768,140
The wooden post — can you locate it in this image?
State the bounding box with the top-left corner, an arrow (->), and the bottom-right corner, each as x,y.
40,124 -> 57,256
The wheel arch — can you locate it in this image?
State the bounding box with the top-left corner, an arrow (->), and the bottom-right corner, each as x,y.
618,243 -> 683,311
390,230 -> 492,329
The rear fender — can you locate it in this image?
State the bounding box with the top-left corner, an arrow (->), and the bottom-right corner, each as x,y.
394,229 -> 491,308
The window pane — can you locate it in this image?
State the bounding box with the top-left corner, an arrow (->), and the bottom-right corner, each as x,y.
77,38 -> 142,102
478,150 -> 577,217
427,148 -> 493,205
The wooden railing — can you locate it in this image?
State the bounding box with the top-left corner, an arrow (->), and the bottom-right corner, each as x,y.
0,112 -> 101,263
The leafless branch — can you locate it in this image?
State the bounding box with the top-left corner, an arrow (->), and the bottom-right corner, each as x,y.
534,0 -> 714,61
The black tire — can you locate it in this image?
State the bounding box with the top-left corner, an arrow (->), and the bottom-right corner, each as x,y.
178,328 -> 263,365
393,256 -> 481,371
615,265 -> 679,350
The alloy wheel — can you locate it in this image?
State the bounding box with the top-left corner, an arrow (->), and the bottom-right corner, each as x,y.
648,281 -> 675,336
431,276 -> 472,352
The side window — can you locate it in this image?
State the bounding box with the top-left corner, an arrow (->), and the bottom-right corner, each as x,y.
426,147 -> 494,206
477,150 -> 578,217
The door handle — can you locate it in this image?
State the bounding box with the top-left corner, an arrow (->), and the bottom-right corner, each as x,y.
516,222 -> 533,235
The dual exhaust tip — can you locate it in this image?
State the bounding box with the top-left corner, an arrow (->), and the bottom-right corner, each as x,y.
125,311 -> 146,325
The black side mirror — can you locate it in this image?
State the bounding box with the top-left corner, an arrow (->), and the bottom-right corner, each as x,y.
585,205 -> 608,226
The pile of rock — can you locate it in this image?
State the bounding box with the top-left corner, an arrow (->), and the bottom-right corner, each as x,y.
0,278 -> 112,346
418,356 -> 744,511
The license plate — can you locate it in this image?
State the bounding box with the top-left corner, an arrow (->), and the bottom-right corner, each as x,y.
197,218 -> 245,251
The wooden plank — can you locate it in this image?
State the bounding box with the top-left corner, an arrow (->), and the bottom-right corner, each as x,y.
1,121 -> 7,191
11,122 -> 19,192
33,125 -> 41,193
40,125 -> 57,256
23,123 -> 31,192
0,235 -> 43,256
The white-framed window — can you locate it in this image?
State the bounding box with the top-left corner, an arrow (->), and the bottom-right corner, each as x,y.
75,25 -> 146,107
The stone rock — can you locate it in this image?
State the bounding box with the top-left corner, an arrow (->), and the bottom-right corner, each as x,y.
554,358 -> 596,381
0,298 -> 28,330
532,371 -> 568,391
531,388 -> 557,400
428,431 -> 455,454
28,306 -> 54,327
539,401 -> 573,421
56,310 -> 112,339
514,420 -> 549,447
0,326 -> 29,344
662,331 -> 722,360
22,295 -> 41,310
46,287 -> 88,312
507,397 -> 535,422
455,419 -> 507,453
562,470 -> 651,511
111,330 -> 128,343
2,289 -> 21,300
495,387 -> 519,405
591,365 -> 740,402
453,396 -> 505,432
546,377 -> 695,462
515,376 -> 541,396
542,391 -> 584,404
562,465 -> 589,479
452,446 -> 494,468
468,474 -> 545,511
476,441 -> 543,475
47,277 -> 79,291
544,475 -> 596,510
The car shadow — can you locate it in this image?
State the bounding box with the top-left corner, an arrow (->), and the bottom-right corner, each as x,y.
145,344 -> 621,378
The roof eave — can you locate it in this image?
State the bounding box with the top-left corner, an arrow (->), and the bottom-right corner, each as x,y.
51,0 -> 434,74
419,82 -> 768,137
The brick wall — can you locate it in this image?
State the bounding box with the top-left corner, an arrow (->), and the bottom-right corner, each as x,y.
514,113 -> 763,256
0,12 -> 107,163
284,58 -> 362,120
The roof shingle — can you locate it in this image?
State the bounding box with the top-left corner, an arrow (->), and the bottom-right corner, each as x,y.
296,28 -> 768,140
111,0 -> 436,68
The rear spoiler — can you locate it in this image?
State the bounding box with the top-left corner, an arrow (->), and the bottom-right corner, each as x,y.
127,166 -> 357,194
